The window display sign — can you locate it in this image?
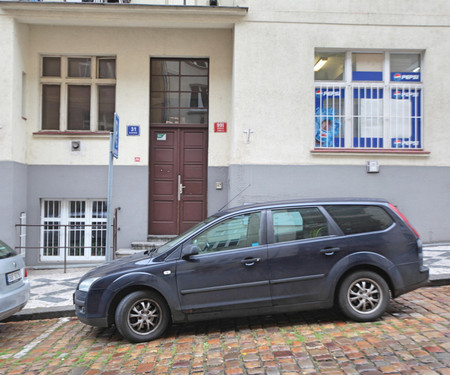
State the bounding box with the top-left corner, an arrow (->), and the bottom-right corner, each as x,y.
391,72 -> 421,82
315,88 -> 344,147
390,88 -> 422,148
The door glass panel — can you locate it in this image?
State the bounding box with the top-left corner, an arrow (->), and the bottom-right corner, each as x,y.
190,212 -> 261,254
152,60 -> 180,75
180,76 -> 208,91
151,92 -> 179,108
181,60 -> 209,75
152,75 -> 180,92
272,208 -> 329,243
180,109 -> 207,124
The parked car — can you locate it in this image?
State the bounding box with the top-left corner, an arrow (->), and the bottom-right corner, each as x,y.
0,240 -> 30,321
74,199 -> 429,342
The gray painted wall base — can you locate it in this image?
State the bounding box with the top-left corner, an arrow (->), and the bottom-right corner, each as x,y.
1,162 -> 448,266
228,164 -> 450,244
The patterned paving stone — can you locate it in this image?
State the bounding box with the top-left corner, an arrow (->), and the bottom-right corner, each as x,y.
0,285 -> 449,374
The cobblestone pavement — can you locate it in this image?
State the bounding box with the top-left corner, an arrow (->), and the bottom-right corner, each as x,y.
1,286 -> 449,375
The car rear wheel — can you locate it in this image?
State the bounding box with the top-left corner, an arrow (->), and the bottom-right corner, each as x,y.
115,290 -> 169,343
338,271 -> 390,322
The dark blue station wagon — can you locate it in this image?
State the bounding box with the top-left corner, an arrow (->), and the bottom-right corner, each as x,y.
74,199 -> 429,342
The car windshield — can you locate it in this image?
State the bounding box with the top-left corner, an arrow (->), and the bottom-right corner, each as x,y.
0,240 -> 17,259
153,216 -> 217,256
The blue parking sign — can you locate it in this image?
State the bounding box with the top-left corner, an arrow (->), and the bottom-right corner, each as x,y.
113,113 -> 119,159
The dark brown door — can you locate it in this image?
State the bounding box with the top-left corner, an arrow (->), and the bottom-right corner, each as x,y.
149,58 -> 209,235
149,128 -> 208,234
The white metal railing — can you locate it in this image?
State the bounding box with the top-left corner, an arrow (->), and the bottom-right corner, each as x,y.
314,82 -> 423,149
19,212 -> 27,257
28,0 -> 242,5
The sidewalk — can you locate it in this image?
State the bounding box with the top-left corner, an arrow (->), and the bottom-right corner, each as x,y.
8,245 -> 450,321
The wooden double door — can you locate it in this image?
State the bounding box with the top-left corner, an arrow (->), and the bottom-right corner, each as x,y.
149,127 -> 208,235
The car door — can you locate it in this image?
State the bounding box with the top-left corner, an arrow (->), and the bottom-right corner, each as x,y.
175,211 -> 271,313
267,206 -> 347,305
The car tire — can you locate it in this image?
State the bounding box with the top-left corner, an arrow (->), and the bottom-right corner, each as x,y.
338,271 -> 390,322
115,290 -> 170,343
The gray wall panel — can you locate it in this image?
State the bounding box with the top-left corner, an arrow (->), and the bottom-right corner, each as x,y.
228,164 -> 450,243
7,163 -> 448,266
26,165 -> 148,266
0,162 -> 27,249
207,166 -> 229,214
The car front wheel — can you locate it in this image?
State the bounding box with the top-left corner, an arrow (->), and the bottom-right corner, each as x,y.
338,271 -> 390,322
115,290 -> 169,343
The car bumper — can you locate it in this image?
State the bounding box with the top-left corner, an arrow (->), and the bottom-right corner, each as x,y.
394,265 -> 429,297
74,290 -> 109,327
0,280 -> 30,321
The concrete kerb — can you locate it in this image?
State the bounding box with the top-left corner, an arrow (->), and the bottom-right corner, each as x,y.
8,279 -> 449,324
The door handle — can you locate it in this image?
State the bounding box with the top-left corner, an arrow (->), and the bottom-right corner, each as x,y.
241,257 -> 260,266
320,247 -> 341,256
177,175 -> 186,201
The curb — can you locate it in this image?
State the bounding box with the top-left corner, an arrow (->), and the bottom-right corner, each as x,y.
429,277 -> 450,287
4,306 -> 75,323
4,278 -> 449,323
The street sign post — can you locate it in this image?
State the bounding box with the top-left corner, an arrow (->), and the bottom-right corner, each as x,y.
106,113 -> 119,262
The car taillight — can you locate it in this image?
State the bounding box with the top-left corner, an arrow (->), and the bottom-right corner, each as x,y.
24,268 -> 28,278
389,203 -> 420,238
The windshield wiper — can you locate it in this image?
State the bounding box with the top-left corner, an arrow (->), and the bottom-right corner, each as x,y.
144,248 -> 158,256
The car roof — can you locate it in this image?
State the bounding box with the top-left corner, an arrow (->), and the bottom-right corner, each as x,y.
215,198 -> 389,217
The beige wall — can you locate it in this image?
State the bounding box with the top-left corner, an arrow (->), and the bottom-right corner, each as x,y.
230,1 -> 450,166
24,26 -> 233,167
2,0 -> 450,169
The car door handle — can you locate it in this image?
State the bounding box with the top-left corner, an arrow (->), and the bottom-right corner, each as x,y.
320,247 -> 341,256
241,257 -> 260,266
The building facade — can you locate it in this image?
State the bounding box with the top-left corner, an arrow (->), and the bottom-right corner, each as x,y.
0,0 -> 449,267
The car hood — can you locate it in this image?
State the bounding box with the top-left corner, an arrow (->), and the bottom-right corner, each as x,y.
79,252 -> 154,282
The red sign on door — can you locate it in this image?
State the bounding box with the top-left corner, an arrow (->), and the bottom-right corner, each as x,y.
214,122 -> 227,133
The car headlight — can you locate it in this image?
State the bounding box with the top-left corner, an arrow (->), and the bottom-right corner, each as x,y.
78,277 -> 100,292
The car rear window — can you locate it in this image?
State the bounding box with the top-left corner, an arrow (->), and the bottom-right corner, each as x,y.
324,205 -> 394,235
0,240 -> 17,259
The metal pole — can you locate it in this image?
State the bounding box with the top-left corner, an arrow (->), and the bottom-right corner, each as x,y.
105,132 -> 114,263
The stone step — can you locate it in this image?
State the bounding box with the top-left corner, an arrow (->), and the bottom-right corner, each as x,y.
116,235 -> 177,258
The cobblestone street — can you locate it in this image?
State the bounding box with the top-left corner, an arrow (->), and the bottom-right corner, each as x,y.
0,286 -> 449,375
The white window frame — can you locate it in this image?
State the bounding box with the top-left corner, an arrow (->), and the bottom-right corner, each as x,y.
40,55 -> 116,132
314,50 -> 423,150
40,199 -> 107,261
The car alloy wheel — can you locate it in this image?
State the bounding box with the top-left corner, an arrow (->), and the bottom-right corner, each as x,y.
338,271 -> 389,322
115,290 -> 169,343
347,278 -> 382,314
127,298 -> 162,334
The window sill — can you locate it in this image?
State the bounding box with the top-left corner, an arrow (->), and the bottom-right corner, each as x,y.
311,148 -> 430,156
33,130 -> 111,138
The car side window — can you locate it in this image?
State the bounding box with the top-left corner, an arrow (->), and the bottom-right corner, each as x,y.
190,212 -> 261,254
272,207 -> 329,243
324,205 -> 394,235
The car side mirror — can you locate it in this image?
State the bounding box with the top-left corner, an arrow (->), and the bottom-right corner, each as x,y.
182,244 -> 200,260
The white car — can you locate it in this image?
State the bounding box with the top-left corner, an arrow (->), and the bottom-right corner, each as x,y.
0,240 -> 30,321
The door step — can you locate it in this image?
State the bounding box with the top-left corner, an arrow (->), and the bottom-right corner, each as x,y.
116,235 -> 177,258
